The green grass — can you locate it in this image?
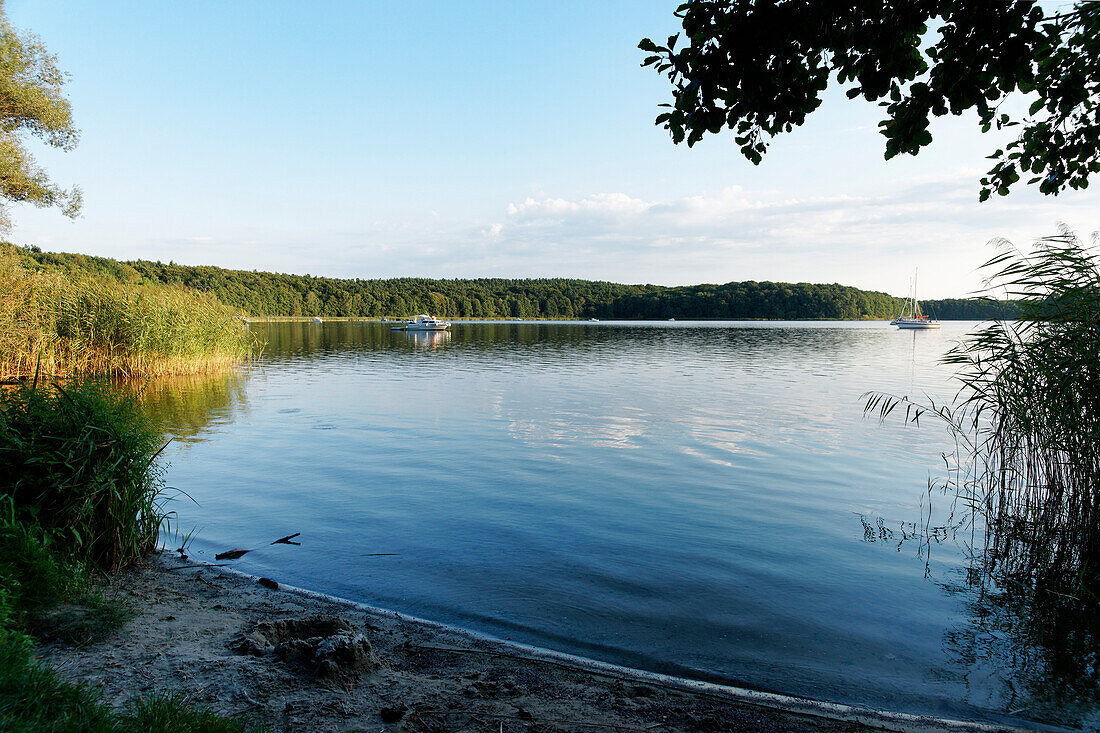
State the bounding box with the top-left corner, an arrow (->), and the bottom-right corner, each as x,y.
0,641 -> 261,732
0,380 -> 266,732
0,501 -> 83,622
0,380 -> 167,571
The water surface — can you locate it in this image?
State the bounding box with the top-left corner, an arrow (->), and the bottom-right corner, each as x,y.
152,321 -> 1095,730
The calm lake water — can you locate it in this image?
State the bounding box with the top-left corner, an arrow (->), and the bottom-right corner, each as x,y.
147,321 -> 1097,730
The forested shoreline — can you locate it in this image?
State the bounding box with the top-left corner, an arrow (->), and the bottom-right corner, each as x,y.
19,247 -> 1014,321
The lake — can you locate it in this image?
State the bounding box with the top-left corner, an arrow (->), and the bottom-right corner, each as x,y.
146,321 -> 1097,730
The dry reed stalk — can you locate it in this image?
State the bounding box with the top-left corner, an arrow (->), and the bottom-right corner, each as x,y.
1,245 -> 254,378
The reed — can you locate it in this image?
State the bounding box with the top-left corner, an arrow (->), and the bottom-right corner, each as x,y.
0,379 -> 168,571
0,244 -> 254,378
866,228 -> 1100,602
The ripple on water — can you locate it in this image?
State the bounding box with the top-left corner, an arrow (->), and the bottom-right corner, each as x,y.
156,322 -> 1093,730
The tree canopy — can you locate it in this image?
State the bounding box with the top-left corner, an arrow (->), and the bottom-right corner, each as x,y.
0,1 -> 80,230
640,1 -> 1100,200
14,245 -> 1014,321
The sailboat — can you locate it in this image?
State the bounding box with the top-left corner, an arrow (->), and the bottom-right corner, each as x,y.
891,271 -> 940,330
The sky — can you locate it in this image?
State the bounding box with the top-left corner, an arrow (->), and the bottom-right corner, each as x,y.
6,1 -> 1098,299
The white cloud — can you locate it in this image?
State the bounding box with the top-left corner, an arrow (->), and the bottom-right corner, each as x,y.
44,174 -> 1095,300
507,192 -> 650,219
439,176 -> 1100,297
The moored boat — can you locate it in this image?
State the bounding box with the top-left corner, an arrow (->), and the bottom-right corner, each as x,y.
392,314 -> 450,331
891,272 -> 940,330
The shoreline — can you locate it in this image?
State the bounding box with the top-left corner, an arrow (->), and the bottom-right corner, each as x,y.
39,552 -> 1040,733
243,316 -> 979,323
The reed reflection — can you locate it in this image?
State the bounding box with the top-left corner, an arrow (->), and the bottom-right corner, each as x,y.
862,498 -> 1100,728
126,371 -> 249,443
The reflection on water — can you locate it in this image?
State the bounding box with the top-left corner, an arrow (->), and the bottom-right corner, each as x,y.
402,330 -> 451,349
861,492 -> 1100,729
146,321 -> 1096,730
942,569 -> 1100,729
127,372 -> 248,443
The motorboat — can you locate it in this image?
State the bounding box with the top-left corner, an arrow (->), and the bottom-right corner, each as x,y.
391,314 -> 450,331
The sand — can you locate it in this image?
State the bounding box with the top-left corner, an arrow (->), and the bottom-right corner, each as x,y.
38,553 -> 1023,733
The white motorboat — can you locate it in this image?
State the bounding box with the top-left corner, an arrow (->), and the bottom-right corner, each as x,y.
891,272 -> 940,329
392,314 -> 450,331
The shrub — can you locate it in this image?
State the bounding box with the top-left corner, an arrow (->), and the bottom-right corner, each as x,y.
0,380 -> 166,570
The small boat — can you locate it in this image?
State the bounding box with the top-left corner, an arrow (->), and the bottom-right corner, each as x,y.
891,272 -> 940,330
588,318 -> 599,322
312,317 -> 323,323
392,314 -> 450,331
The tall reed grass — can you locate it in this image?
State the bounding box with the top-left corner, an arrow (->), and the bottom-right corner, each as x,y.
0,244 -> 253,378
866,228 -> 1100,600
0,379 -> 167,570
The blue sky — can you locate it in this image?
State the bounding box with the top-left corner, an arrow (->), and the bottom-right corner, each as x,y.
7,1 -> 1098,298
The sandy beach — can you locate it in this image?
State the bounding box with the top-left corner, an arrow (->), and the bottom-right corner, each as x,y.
33,552 -> 1030,733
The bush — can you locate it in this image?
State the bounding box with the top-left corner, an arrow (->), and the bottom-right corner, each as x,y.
0,501 -> 83,623
0,380 -> 166,570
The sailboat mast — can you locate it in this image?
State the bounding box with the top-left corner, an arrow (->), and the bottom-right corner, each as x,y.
913,269 -> 921,317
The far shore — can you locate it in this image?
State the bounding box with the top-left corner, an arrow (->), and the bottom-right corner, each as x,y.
40,552 -> 1032,733
243,316 -> 966,323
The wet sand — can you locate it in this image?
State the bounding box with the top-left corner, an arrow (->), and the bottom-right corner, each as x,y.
39,553 -> 1024,732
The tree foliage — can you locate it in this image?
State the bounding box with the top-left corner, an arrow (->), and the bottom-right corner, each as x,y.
0,1 -> 80,230
641,1 -> 1100,199
16,246 -> 1013,321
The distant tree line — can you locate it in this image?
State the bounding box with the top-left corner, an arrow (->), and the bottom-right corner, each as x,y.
18,247 -> 1014,321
